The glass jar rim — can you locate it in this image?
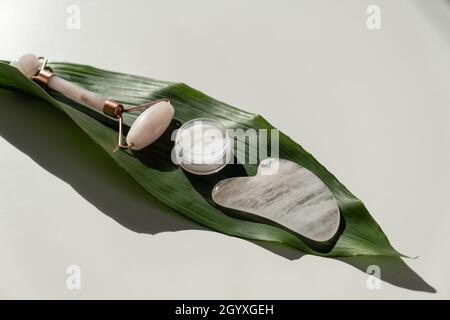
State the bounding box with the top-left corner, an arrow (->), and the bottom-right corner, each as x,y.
175,118 -> 230,159
174,118 -> 232,172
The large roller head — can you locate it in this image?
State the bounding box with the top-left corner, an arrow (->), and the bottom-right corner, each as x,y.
10,53 -> 43,78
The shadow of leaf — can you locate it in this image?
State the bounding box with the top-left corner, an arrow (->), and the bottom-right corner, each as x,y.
0,88 -> 435,293
253,240 -> 436,293
338,255 -> 436,293
0,88 -> 203,234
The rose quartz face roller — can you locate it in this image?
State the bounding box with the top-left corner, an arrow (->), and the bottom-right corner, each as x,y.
10,53 -> 174,151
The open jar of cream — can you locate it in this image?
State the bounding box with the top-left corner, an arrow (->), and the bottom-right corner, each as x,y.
174,118 -> 232,175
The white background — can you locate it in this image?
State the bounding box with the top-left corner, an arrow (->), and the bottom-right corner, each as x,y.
0,0 -> 449,299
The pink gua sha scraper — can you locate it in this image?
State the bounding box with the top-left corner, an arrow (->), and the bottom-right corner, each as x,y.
10,53 -> 174,150
212,158 -> 341,242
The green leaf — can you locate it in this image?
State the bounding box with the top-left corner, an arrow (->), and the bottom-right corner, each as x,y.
0,61 -> 404,257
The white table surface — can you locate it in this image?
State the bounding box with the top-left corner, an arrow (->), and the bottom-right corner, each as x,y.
1,0 -> 449,299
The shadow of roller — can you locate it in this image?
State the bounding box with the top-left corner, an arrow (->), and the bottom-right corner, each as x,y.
0,88 -> 436,294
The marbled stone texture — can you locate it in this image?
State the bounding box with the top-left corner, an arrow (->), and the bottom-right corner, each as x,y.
212,158 -> 340,242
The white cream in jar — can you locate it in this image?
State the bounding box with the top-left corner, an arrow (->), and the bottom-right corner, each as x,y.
174,118 -> 232,175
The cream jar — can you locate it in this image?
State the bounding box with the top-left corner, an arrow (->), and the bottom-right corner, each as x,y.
174,118 -> 232,175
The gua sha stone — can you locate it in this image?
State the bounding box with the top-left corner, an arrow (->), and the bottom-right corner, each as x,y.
211,158 -> 341,242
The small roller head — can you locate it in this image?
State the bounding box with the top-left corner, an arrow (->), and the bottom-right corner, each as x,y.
10,53 -> 42,79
